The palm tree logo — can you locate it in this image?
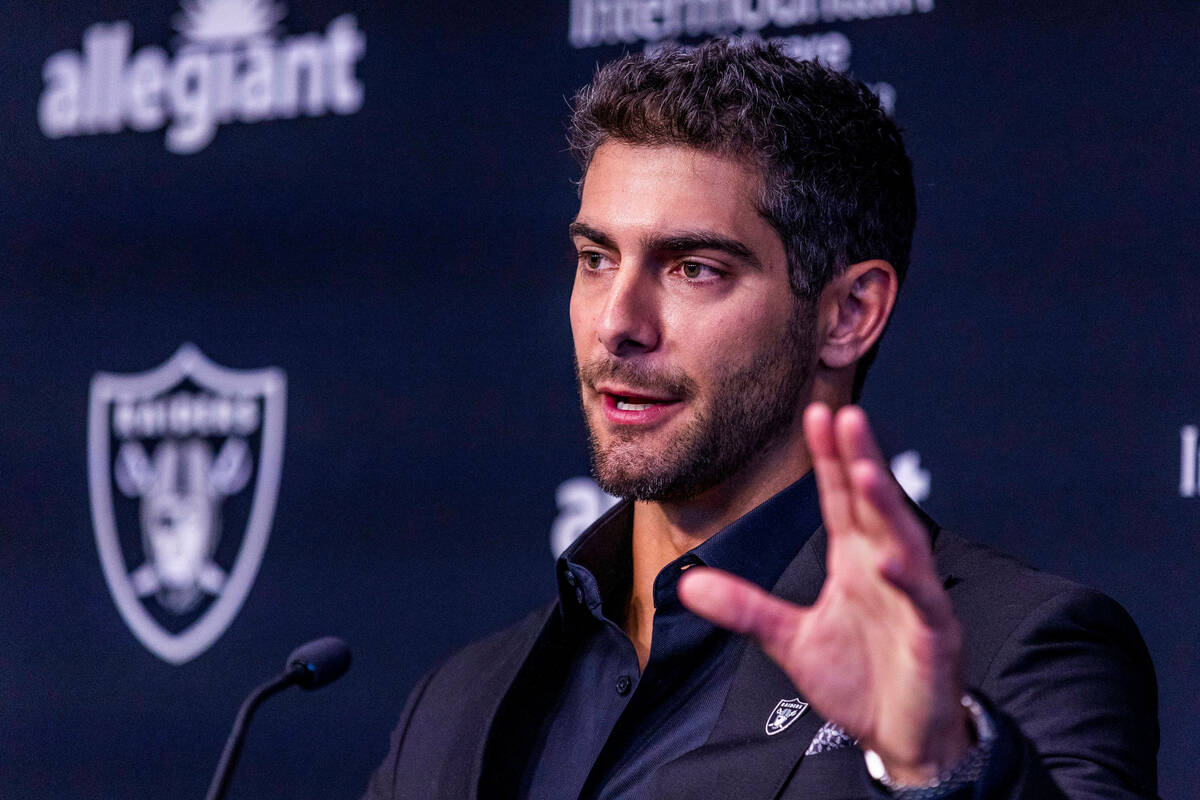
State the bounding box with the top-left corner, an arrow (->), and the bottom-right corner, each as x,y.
173,0 -> 287,43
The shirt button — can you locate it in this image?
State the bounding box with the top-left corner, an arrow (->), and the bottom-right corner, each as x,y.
615,675 -> 632,696
564,570 -> 577,587
575,587 -> 584,604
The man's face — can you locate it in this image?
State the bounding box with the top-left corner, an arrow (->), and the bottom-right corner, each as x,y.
570,142 -> 817,502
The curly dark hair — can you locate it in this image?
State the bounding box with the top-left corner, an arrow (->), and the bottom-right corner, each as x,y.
567,40 -> 916,396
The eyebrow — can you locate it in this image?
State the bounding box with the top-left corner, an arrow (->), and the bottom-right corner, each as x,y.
569,221 -> 765,271
568,222 -> 617,251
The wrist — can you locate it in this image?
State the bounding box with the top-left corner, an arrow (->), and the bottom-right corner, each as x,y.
864,693 -> 996,799
880,701 -> 975,785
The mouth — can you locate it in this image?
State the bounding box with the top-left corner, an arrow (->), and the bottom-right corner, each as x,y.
611,394 -> 671,411
596,385 -> 683,424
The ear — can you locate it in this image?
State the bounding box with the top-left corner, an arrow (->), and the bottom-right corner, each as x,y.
816,259 -> 898,370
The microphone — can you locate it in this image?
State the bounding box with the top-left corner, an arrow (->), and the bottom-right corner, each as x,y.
287,636 -> 353,690
204,637 -> 352,800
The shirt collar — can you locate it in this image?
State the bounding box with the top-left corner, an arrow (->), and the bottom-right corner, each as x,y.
557,501 -> 633,621
685,471 -> 821,593
556,473 -> 823,624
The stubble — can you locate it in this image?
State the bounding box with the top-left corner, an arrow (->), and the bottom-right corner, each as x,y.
577,300 -> 817,502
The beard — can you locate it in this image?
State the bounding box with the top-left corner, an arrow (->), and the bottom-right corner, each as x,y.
577,301 -> 817,502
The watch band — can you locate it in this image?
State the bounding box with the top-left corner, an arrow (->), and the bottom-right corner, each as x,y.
863,693 -> 997,799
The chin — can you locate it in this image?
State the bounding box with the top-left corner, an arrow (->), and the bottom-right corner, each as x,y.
590,445 -> 704,502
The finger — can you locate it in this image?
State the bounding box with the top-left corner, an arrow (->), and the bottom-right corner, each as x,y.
678,567 -> 806,658
803,403 -> 853,534
846,454 -> 951,629
833,405 -> 886,466
845,456 -> 923,552
837,408 -> 925,552
880,552 -> 956,629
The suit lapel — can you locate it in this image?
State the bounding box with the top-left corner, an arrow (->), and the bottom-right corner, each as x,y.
693,509 -> 952,800
689,527 -> 830,798
445,604 -> 560,800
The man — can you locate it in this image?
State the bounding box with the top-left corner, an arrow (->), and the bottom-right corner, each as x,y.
365,41 -> 1157,799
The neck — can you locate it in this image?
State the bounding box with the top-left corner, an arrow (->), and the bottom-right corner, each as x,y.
622,420 -> 814,670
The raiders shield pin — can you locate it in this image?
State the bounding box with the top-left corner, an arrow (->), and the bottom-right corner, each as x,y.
765,697 -> 809,736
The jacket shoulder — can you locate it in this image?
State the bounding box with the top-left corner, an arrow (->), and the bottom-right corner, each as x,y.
935,529 -> 1092,620
362,601 -> 557,800
422,601 -> 557,694
933,529 -> 1146,674
935,530 -> 1158,798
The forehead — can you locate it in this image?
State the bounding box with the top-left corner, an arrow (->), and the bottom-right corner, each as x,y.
576,142 -> 770,240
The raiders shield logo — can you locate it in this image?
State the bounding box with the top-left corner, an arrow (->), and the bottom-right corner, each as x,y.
765,697 -> 809,736
88,344 -> 286,664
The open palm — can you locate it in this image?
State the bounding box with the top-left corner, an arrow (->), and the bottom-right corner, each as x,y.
678,404 -> 970,781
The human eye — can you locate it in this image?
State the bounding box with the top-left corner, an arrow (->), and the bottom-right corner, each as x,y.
577,249 -> 612,271
677,260 -> 724,282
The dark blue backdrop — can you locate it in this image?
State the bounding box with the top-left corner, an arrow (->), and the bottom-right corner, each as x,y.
1,1 -> 1196,797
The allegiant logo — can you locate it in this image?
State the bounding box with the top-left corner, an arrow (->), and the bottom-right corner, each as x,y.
37,1 -> 366,154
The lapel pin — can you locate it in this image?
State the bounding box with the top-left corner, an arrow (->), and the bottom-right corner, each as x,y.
765,698 -> 809,736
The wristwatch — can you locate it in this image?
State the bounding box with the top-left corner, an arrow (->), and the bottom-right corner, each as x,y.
863,693 -> 997,799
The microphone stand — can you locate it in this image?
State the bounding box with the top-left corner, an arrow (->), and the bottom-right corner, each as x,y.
203,666 -> 303,800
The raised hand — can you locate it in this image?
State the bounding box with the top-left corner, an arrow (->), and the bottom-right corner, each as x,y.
677,403 -> 971,783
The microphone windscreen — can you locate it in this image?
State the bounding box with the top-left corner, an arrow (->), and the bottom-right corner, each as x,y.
286,636 -> 352,690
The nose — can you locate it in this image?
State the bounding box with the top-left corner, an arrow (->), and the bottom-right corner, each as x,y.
595,265 -> 660,357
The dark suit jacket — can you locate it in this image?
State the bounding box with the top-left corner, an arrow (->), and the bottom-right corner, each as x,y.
363,521 -> 1158,799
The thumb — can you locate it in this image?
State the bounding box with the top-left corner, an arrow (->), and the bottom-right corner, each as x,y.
678,567 -> 805,657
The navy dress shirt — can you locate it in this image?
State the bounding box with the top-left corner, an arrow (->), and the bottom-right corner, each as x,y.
481,475 -> 823,800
